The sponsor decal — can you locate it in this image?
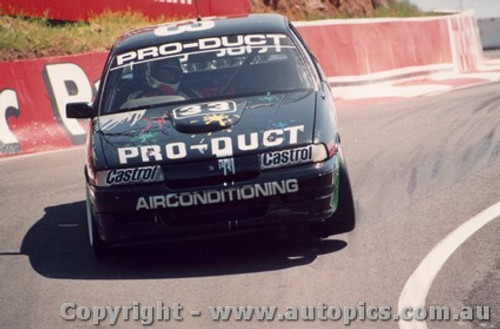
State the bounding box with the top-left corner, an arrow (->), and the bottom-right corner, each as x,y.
270,121 -> 294,130
130,131 -> 162,145
43,63 -> 93,145
136,178 -> 298,210
153,0 -> 193,5
140,113 -> 169,132
98,110 -> 146,131
103,166 -> 162,186
261,145 -> 313,169
113,34 -> 289,68
246,93 -> 283,110
203,113 -> 230,127
0,89 -> 20,155
218,158 -> 235,176
258,94 -> 281,103
118,124 -> 305,164
98,110 -> 170,134
247,103 -> 273,110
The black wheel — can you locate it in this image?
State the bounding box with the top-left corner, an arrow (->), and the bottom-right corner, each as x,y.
86,187 -> 112,257
310,145 -> 356,238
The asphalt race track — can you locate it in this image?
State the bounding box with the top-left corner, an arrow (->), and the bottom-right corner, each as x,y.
0,81 -> 499,329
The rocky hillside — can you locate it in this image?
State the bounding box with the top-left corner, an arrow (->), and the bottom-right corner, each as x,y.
251,0 -> 390,20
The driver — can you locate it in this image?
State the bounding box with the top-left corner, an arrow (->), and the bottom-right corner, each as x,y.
128,57 -> 186,99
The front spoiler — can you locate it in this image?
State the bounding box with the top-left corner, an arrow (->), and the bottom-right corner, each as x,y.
88,156 -> 339,244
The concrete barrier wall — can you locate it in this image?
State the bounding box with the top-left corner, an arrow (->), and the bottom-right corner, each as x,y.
448,13 -> 484,73
295,18 -> 453,78
295,11 -> 483,84
478,18 -> 500,49
0,12 -> 485,156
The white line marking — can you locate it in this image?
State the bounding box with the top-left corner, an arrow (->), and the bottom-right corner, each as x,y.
398,202 -> 500,329
327,64 -> 454,84
0,146 -> 84,163
333,83 -> 452,100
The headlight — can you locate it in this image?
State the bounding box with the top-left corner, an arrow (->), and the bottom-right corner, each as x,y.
260,144 -> 329,170
95,165 -> 164,187
311,143 -> 328,163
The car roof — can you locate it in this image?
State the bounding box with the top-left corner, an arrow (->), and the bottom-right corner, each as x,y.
111,14 -> 291,55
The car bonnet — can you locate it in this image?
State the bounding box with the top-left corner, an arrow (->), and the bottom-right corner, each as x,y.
94,90 -> 316,169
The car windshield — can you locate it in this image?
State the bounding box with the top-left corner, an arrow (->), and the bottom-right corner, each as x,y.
100,33 -> 315,114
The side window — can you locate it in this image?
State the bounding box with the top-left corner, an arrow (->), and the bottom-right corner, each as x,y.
101,66 -> 135,112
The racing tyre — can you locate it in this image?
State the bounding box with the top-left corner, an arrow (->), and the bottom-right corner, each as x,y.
86,186 -> 112,257
310,145 -> 355,238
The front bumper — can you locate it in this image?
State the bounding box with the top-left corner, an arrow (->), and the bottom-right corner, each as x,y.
89,156 -> 339,244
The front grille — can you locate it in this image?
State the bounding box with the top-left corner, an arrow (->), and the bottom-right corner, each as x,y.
166,171 -> 258,189
163,155 -> 260,189
161,198 -> 270,227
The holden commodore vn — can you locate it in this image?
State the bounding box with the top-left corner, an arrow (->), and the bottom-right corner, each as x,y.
66,14 -> 355,256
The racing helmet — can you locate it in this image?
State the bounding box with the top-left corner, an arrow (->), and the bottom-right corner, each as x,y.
144,58 -> 183,91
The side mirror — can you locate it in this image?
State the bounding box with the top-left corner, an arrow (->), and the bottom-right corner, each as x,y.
66,102 -> 94,119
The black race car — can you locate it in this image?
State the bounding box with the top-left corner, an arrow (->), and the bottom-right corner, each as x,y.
67,14 -> 355,256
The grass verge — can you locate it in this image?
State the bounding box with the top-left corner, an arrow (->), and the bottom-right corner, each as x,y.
0,11 -> 170,61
